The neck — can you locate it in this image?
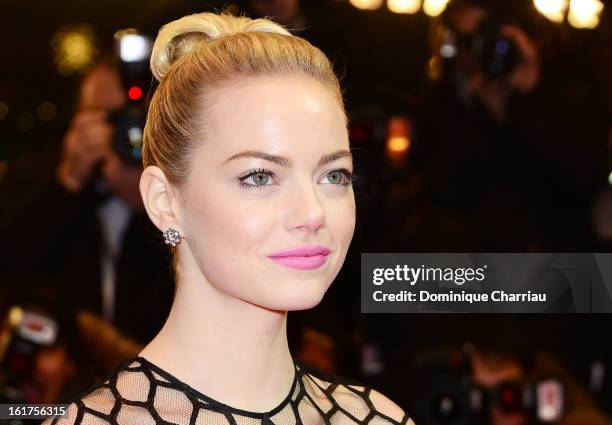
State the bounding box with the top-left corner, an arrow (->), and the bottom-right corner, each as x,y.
140,250 -> 295,413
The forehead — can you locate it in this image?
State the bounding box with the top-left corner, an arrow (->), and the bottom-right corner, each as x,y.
201,74 -> 348,163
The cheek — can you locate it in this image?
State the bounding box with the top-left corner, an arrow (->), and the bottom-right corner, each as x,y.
327,193 -> 356,249
186,189 -> 277,267
239,213 -> 274,247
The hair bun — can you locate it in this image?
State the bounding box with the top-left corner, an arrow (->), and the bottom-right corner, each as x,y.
150,12 -> 292,82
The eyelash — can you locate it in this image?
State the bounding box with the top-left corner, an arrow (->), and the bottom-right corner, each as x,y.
238,168 -> 356,191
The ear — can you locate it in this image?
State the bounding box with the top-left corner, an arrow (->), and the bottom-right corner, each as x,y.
139,166 -> 184,235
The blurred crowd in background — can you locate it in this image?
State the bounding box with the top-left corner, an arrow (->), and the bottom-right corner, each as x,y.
1,0 -> 612,424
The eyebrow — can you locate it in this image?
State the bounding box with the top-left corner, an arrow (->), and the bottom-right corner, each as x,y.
223,149 -> 353,168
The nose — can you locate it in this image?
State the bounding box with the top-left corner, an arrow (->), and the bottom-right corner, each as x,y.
285,179 -> 325,234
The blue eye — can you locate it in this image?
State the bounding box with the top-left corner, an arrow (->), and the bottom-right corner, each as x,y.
322,168 -> 354,186
239,169 -> 274,190
238,168 -> 355,190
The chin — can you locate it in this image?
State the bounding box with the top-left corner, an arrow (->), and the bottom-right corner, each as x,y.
257,279 -> 330,312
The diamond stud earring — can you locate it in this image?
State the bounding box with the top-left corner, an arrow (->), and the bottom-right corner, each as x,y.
163,228 -> 182,246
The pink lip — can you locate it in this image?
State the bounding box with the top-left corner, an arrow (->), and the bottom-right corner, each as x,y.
267,245 -> 331,270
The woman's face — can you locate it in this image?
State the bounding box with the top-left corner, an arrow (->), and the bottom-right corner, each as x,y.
180,74 -> 355,311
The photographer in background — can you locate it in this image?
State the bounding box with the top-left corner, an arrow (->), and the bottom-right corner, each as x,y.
468,338 -> 612,425
0,293 -> 86,407
408,0 -> 609,252
0,47 -> 173,370
57,57 -> 143,207
371,316 -> 611,425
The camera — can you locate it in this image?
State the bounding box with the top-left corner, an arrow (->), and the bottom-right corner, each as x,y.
439,7 -> 520,80
408,348 -> 487,425
110,29 -> 152,167
468,17 -> 519,79
408,348 -> 565,425
0,306 -> 58,403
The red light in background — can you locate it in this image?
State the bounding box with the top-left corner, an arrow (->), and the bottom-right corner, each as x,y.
128,86 -> 143,101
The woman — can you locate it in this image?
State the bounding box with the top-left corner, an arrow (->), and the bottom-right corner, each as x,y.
47,11 -> 415,424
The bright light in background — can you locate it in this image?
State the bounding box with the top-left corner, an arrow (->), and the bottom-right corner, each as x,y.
568,0 -> 604,28
349,0 -> 384,10
388,135 -> 411,152
423,0 -> 450,17
346,0 -> 454,16
427,56 -> 442,80
386,116 -> 411,163
533,0 -> 568,23
52,25 -> 97,76
116,31 -> 151,62
8,306 -> 24,328
349,0 -> 603,29
128,86 -> 143,101
128,127 -> 143,146
608,171 -> 612,186
388,0 -> 421,14
440,43 -> 457,58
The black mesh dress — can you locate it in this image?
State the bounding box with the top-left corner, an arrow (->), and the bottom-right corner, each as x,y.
44,356 -> 415,424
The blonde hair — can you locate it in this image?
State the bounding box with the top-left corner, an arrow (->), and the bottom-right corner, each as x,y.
142,12 -> 347,275
143,12 -> 346,188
